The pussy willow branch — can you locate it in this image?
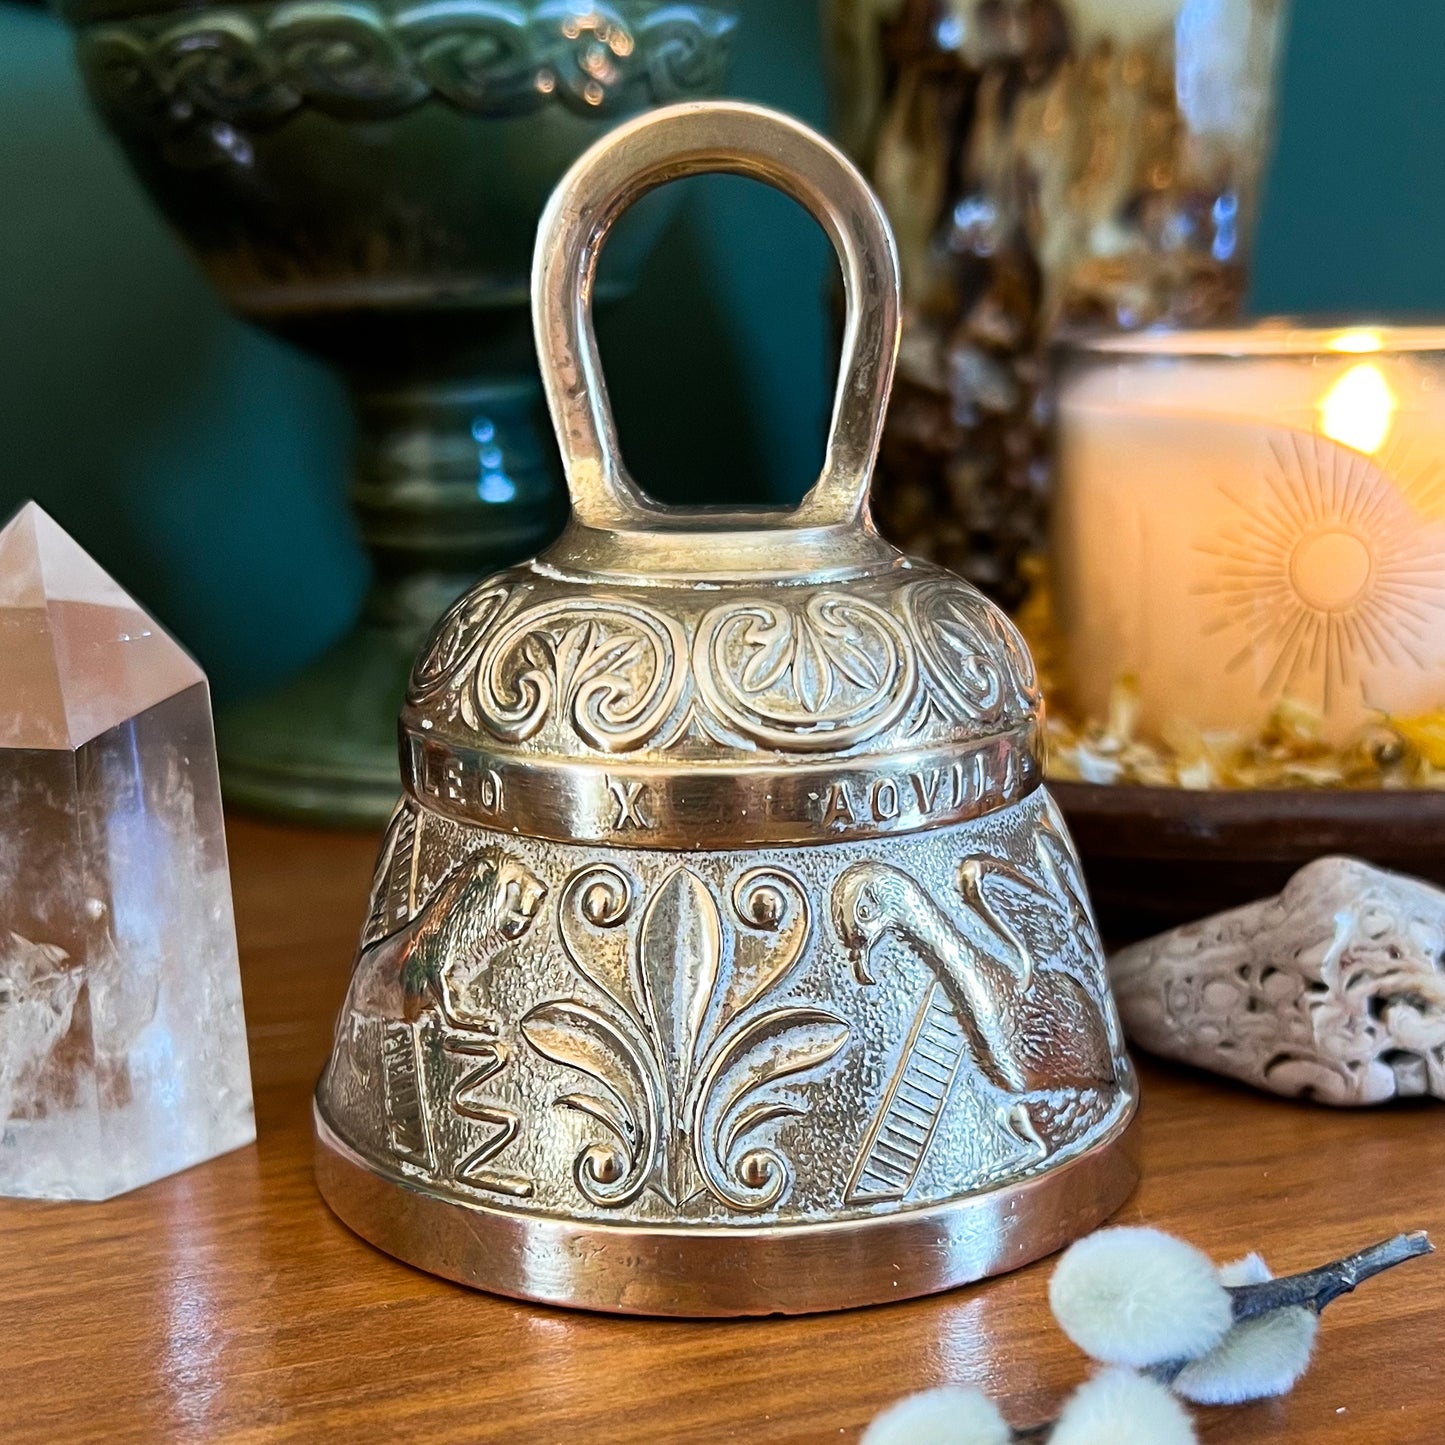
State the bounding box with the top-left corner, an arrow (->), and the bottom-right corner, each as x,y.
1227,1231 -> 1432,1322
1140,1231 -> 1433,1391
1013,1231 -> 1432,1441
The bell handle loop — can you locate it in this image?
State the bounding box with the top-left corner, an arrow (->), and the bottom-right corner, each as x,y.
532,100 -> 901,534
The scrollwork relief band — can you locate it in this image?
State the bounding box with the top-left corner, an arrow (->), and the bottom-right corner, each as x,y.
905,577 -> 1040,726
474,598 -> 689,751
412,590 -> 689,748
409,584 -> 512,702
404,569 -> 1045,769
79,1 -> 737,135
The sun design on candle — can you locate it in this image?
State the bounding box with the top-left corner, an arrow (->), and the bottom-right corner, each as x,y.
1196,420 -> 1445,710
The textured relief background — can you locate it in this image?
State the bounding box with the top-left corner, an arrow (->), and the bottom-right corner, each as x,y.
3,0 -> 1445,701
320,788 -> 1132,1225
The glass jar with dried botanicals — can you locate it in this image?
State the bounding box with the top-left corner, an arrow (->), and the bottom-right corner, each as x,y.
826,0 -> 1289,609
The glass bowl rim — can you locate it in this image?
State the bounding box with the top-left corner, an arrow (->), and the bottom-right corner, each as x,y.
1060,318 -> 1445,360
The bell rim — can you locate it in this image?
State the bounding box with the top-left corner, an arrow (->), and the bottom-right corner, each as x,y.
312,1087 -> 1139,1317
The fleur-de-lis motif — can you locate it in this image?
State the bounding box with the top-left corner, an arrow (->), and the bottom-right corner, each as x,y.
694,594 -> 912,750
739,602 -> 880,712
521,863 -> 847,1211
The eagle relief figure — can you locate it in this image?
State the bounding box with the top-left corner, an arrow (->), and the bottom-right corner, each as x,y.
344,846 -> 548,1026
832,859 -> 1116,1162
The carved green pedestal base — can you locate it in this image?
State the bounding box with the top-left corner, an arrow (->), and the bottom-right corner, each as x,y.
218,614 -> 421,827
221,375 -> 560,826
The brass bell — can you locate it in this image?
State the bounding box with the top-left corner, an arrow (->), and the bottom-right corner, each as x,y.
314,100 -> 1137,1316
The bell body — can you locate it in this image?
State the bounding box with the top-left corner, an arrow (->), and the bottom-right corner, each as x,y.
314,562 -> 1137,1315
314,101 -> 1137,1314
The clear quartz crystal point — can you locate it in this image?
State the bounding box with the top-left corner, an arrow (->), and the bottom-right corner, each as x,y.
0,503 -> 255,1199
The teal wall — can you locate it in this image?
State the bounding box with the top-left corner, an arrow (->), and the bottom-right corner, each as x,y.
1252,3 -> 1445,314
3,0 -> 1445,701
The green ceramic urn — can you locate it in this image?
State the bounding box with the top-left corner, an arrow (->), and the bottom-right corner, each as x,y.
57,0 -> 736,823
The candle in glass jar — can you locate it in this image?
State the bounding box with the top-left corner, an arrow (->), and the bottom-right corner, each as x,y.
1053,325 -> 1445,746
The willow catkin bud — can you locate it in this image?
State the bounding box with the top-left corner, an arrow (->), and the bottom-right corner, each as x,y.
1048,1367 -> 1198,1445
861,1386 -> 1011,1445
1048,1227 -> 1232,1367
1172,1254 -> 1318,1404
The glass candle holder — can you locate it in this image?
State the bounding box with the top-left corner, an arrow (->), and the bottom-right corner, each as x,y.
1052,323 -> 1445,779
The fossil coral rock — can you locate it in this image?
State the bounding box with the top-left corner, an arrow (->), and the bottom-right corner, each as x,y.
1109,857 -> 1445,1104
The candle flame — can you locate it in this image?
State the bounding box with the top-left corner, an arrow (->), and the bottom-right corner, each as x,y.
1318,362 -> 1395,455
1327,328 -> 1384,355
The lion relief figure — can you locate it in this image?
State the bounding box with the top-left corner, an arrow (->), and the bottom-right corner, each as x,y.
344,847 -> 548,1025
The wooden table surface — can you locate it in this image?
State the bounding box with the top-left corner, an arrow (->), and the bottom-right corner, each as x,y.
2,817 -> 1442,1444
